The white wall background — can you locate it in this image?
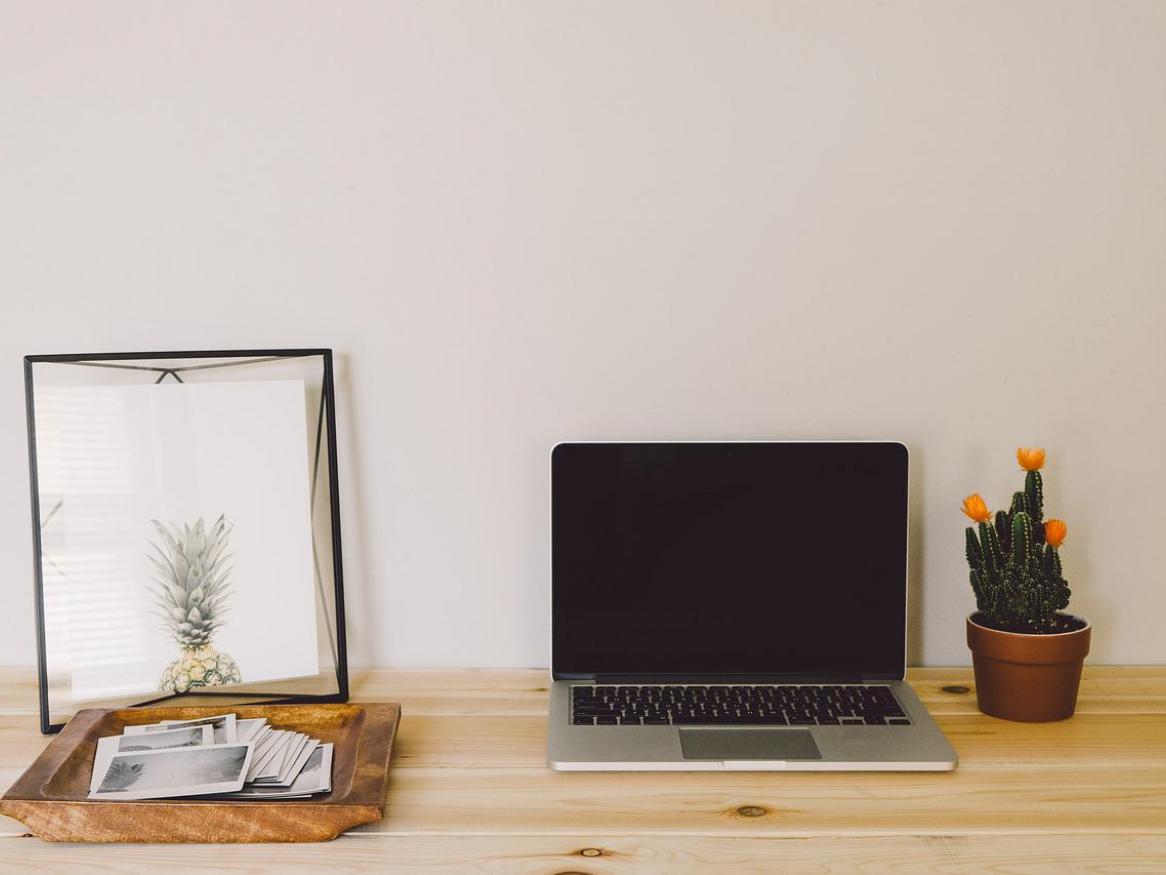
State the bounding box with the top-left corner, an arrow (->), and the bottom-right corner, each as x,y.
2,1 -> 1164,669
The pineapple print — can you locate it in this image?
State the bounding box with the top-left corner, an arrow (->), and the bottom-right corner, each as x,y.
149,515 -> 242,693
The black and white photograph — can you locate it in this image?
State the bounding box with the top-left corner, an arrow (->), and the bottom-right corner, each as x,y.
245,730 -> 293,783
235,719 -> 267,744
228,744 -> 332,799
89,743 -> 253,801
79,711 -> 331,805
117,725 -> 211,751
126,714 -> 237,744
254,732 -> 306,782
272,740 -> 319,788
89,725 -> 212,793
31,379 -> 321,706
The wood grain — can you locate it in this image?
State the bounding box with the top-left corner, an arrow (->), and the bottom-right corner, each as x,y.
2,834 -> 1166,874
2,665 -> 1163,717
359,765 -> 1166,836
0,667 -> 1163,870
385,712 -> 1166,769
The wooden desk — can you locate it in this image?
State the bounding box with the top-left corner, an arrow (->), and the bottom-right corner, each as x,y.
2,667 -> 1164,872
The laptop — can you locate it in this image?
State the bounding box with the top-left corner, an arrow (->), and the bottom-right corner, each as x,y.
547,441 -> 957,771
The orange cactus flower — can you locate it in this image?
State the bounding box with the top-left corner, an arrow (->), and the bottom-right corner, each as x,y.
962,493 -> 992,523
1017,447 -> 1046,471
1045,519 -> 1068,547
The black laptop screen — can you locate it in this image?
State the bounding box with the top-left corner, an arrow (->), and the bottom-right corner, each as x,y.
552,442 -> 908,679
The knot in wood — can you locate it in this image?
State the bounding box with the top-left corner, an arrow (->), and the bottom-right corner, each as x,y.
942,685 -> 971,695
737,805 -> 767,817
579,848 -> 602,857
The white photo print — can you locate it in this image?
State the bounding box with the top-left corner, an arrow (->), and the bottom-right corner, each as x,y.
124,713 -> 238,743
89,743 -> 253,801
35,380 -> 319,703
90,725 -> 213,793
228,743 -> 332,798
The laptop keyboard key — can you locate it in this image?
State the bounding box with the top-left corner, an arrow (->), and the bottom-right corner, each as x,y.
573,684 -> 907,726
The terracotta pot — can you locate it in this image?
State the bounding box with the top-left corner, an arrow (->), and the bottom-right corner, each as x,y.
966,614 -> 1091,722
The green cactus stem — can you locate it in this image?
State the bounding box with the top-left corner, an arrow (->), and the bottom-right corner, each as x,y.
1025,470 -> 1044,528
963,452 -> 1076,634
965,527 -> 982,568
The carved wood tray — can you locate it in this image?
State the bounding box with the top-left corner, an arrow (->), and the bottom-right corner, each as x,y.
0,702 -> 401,843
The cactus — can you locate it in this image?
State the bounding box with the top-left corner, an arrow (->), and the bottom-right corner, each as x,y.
963,449 -> 1072,634
1025,470 -> 1044,532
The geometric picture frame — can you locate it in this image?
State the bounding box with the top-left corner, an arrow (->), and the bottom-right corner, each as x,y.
24,349 -> 348,733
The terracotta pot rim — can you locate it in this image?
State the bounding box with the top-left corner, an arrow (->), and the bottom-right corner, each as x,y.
966,612 -> 1090,639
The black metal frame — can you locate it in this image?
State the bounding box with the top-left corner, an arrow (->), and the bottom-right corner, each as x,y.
24,349 -> 349,733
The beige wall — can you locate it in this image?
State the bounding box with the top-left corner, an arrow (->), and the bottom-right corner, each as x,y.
2,1 -> 1164,668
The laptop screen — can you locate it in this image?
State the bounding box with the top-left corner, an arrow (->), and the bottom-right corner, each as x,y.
552,442 -> 908,679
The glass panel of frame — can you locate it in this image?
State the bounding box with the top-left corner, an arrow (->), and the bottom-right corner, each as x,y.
25,350 -> 348,733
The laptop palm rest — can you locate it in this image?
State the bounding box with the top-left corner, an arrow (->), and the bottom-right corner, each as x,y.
679,729 -> 822,761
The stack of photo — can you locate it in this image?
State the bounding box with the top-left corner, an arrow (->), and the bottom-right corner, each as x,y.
87,713 -> 333,801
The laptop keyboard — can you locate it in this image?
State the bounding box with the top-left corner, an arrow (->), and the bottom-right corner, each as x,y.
571,684 -> 911,726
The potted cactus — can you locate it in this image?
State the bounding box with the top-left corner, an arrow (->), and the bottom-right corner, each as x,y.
961,447 -> 1090,721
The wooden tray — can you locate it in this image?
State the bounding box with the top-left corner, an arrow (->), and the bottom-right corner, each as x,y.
0,702 -> 401,843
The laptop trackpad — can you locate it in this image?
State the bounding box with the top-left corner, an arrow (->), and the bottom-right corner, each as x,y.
679,729 -> 822,761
